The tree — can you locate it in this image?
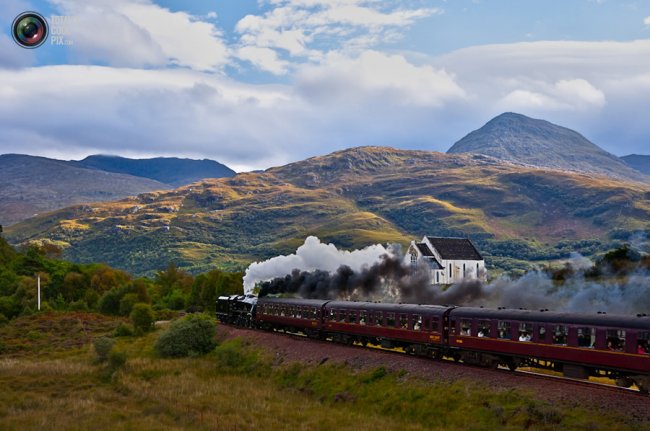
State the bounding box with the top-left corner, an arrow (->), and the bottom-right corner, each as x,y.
130,303 -> 155,333
91,265 -> 130,294
98,289 -> 122,315
119,293 -> 139,316
62,272 -> 86,302
155,263 -> 193,298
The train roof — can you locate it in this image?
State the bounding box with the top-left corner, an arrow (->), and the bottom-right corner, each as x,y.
450,307 -> 650,330
258,297 -> 330,307
325,300 -> 452,314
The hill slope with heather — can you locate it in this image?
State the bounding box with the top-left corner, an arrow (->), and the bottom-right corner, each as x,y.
0,154 -> 170,227
6,147 -> 650,275
622,154 -> 650,175
448,113 -> 646,182
73,155 -> 236,187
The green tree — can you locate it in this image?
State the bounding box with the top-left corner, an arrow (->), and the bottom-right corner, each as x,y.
119,293 -> 139,316
98,289 -> 122,315
130,303 -> 155,333
62,272 -> 86,302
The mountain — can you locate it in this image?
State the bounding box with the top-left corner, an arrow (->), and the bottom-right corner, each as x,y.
73,155 -> 236,187
6,147 -> 649,275
0,154 -> 170,227
448,113 -> 647,182
622,154 -> 650,175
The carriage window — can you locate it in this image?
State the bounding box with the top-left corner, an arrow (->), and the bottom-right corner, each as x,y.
518,323 -> 532,342
638,332 -> 650,354
432,317 -> 440,332
423,317 -> 430,331
348,311 -> 357,324
375,311 -> 383,326
359,311 -> 367,325
498,321 -> 511,339
450,320 -> 457,336
338,311 -> 346,323
577,327 -> 595,348
460,319 -> 472,336
478,320 -> 490,337
538,325 -> 546,340
386,312 -> 396,327
329,310 -> 335,321
399,314 -> 408,329
606,329 -> 625,352
553,326 -> 567,345
413,315 -> 423,331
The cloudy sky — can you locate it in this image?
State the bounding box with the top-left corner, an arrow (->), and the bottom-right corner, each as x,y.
1,0 -> 650,171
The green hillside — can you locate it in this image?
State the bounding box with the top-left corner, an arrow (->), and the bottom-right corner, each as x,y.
6,147 -> 650,275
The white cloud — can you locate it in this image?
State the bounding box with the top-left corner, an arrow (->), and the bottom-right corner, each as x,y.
235,0 -> 441,74
237,46 -> 290,75
297,50 -> 465,107
2,39 -> 650,170
48,0 -> 229,71
645,16 -> 650,26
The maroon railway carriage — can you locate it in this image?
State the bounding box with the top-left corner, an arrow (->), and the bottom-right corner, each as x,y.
448,307 -> 650,390
322,301 -> 452,356
255,297 -> 327,337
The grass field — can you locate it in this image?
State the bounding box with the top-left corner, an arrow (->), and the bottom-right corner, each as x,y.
0,312 -> 646,431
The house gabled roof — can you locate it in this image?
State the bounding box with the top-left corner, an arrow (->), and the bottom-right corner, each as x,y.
415,242 -> 434,257
426,237 -> 483,261
414,243 -> 442,269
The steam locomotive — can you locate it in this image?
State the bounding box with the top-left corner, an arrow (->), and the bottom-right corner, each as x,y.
216,295 -> 650,393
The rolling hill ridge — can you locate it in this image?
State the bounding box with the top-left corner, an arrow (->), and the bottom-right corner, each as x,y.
6,146 -> 650,275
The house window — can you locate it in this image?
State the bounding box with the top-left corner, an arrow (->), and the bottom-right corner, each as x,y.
463,263 -> 466,277
448,263 -> 452,278
436,272 -> 439,283
476,263 -> 479,276
410,252 -> 418,267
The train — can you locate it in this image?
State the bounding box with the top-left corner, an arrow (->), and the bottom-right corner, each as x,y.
216,295 -> 650,393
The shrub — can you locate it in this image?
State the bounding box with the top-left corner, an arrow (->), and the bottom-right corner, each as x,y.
94,336 -> 115,362
69,300 -> 89,311
0,312 -> 8,326
154,314 -> 216,358
108,350 -> 127,369
130,303 -> 155,334
113,322 -> 134,337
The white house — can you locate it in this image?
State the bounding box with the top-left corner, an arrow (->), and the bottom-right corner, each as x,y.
406,236 -> 486,284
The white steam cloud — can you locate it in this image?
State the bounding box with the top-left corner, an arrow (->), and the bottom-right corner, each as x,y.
243,236 -> 391,294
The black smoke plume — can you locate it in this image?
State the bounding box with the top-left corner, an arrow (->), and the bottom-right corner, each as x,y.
258,254 -> 430,300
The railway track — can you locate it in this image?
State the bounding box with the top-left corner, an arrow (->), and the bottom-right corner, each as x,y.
235,324 -> 650,398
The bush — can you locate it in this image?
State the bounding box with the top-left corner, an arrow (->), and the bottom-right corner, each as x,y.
154,314 -> 216,358
113,322 -> 134,337
108,350 -> 127,369
94,336 -> 115,362
130,303 -> 155,333
69,300 -> 89,311
0,312 -> 8,326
